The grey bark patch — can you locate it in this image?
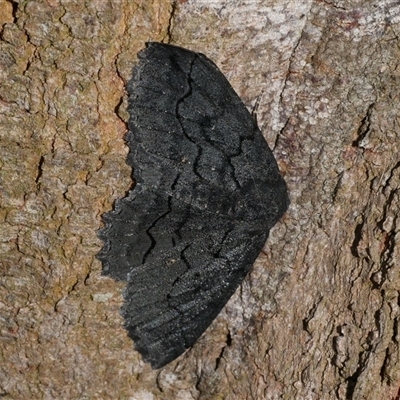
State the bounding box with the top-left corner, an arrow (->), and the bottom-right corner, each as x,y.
97,42 -> 289,369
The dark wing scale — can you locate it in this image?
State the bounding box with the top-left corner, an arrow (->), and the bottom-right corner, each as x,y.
97,42 -> 289,368
123,220 -> 268,368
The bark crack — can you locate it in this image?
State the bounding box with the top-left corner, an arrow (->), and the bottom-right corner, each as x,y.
352,103 -> 375,148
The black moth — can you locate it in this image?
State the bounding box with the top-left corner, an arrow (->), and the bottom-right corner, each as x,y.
97,42 -> 289,369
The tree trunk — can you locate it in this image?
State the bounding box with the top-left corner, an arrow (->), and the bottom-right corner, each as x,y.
1,1 -> 400,399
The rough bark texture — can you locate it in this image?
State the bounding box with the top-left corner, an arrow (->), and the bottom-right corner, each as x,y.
1,1 -> 400,399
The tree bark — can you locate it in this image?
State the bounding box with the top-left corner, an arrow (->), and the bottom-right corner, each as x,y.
1,1 -> 400,399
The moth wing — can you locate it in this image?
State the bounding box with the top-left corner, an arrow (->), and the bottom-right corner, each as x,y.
97,42 -> 288,368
